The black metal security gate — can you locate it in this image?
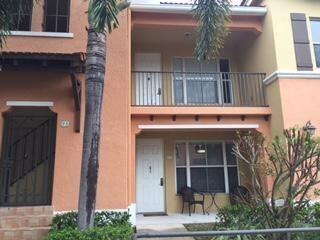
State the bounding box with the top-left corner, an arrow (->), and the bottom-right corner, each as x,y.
0,107 -> 57,206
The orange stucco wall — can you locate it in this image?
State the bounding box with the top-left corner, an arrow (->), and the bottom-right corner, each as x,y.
0,72 -> 84,211
0,1 -> 277,214
278,79 -> 320,136
0,10 -> 131,212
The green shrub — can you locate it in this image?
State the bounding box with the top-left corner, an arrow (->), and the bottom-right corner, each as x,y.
46,224 -> 134,240
51,211 -> 131,231
48,211 -> 133,240
51,212 -> 78,231
216,203 -> 320,240
94,211 -> 131,227
217,204 -> 264,229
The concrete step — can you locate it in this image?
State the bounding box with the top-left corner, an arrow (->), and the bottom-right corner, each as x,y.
0,215 -> 52,228
0,227 -> 50,240
0,206 -> 53,218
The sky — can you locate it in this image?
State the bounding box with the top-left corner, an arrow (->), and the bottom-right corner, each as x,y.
131,0 -> 243,5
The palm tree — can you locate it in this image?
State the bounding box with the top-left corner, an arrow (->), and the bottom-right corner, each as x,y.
77,0 -> 129,230
193,0 -> 231,61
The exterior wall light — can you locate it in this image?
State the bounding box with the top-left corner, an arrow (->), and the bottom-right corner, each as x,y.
195,144 -> 206,154
304,121 -> 316,136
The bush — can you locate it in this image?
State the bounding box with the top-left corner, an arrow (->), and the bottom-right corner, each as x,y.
51,211 -> 131,231
217,204 -> 265,230
216,203 -> 320,240
47,211 -> 133,240
46,224 -> 134,240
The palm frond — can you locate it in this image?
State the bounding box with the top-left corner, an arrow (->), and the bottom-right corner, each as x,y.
0,0 -> 16,49
0,0 -> 37,49
89,0 -> 130,33
193,0 -> 231,61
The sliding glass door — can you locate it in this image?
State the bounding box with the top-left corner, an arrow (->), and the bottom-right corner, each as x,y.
172,57 -> 232,105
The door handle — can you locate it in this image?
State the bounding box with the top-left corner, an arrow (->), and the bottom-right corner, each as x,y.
160,177 -> 164,186
157,88 -> 162,95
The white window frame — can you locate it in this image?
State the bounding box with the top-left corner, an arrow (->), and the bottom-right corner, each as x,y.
171,57 -> 233,105
174,140 -> 240,195
309,18 -> 320,68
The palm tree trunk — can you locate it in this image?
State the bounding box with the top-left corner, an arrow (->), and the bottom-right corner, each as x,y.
77,22 -> 106,230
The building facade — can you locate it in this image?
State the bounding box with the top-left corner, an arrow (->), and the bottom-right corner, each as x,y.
0,0 -> 319,229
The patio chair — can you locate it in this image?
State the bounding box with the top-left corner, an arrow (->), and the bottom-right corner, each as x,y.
230,185 -> 251,205
179,186 -> 205,216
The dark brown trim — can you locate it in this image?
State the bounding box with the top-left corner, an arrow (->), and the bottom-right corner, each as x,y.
291,13 -> 313,71
70,73 -> 82,133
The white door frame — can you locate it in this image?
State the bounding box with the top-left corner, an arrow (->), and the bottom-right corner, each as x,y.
136,139 -> 165,213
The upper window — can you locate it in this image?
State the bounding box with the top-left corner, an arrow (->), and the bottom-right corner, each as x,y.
44,0 -> 70,32
175,141 -> 239,194
10,0 -> 33,31
310,19 -> 320,68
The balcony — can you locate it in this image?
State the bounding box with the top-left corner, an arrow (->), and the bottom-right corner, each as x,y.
132,71 -> 266,107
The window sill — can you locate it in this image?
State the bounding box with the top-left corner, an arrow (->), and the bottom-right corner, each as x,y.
10,31 -> 74,38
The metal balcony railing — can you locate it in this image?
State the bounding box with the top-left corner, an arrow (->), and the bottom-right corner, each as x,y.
134,227 -> 320,239
132,71 -> 267,107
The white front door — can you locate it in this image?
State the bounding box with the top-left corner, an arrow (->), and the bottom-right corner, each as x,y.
137,139 -> 165,213
135,53 -> 162,106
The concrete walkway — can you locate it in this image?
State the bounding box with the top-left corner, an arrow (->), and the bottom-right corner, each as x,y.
137,213 -> 217,225
136,213 -> 218,239
137,223 -> 194,240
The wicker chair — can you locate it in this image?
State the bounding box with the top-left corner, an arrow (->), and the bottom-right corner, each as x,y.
179,186 -> 205,216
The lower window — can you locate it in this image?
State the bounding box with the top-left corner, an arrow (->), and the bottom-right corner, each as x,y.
175,141 -> 239,193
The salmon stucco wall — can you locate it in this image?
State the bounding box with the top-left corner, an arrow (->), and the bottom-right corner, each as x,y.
278,78 -> 320,136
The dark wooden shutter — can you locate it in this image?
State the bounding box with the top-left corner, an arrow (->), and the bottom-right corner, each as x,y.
291,13 -> 313,71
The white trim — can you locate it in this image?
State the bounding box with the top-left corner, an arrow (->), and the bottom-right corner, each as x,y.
6,101 -> 54,107
10,31 -> 74,38
130,4 -> 267,16
128,203 -> 137,226
138,124 -> 259,130
174,141 -> 240,194
222,142 -> 229,193
263,71 -> 320,85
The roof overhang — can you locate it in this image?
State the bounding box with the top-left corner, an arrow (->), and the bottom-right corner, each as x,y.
130,3 -> 267,16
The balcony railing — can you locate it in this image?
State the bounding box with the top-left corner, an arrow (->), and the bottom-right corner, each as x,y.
132,71 -> 267,107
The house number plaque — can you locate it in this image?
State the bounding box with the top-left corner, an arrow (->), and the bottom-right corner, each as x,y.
61,120 -> 70,128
